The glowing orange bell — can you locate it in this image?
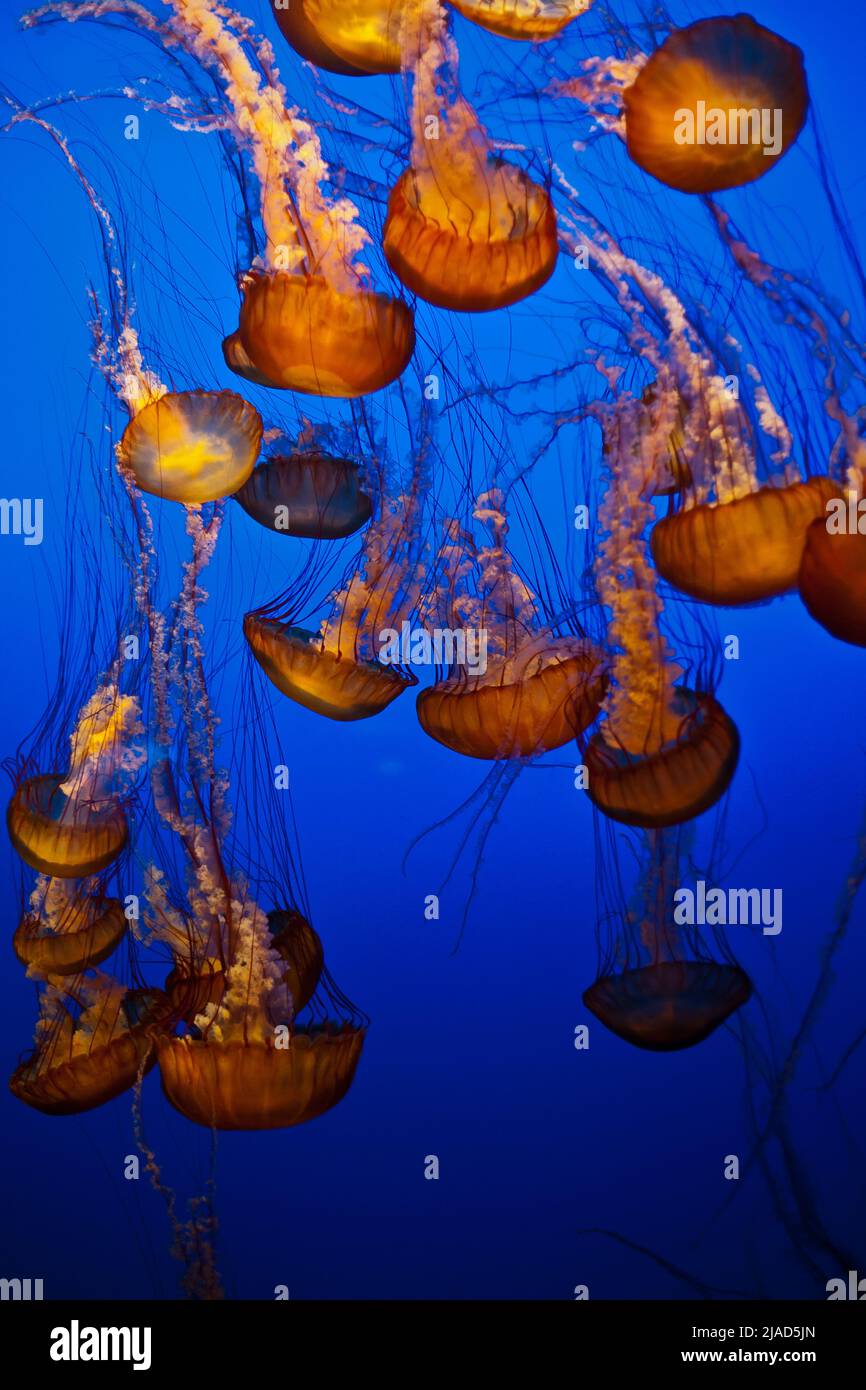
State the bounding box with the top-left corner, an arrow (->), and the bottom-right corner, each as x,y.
229,272 -> 415,398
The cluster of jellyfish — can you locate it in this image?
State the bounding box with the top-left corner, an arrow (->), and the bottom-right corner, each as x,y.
4,0 -> 866,1294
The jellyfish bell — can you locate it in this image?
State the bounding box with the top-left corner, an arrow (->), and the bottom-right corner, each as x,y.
157,1023 -> 364,1131
10,982 -> 169,1116
268,909 -> 325,1014
272,0 -> 404,75
623,15 -> 809,195
417,636 -> 607,759
583,959 -> 752,1051
651,476 -> 839,605
799,515 -> 866,648
234,452 -> 373,541
447,0 -> 589,42
165,957 -> 227,1025
585,688 -> 740,830
384,2 -> 558,312
244,617 -> 416,720
229,271 -> 415,399
13,887 -> 127,977
7,774 -> 128,879
221,332 -> 283,389
117,389 -> 262,505
383,159 -> 559,313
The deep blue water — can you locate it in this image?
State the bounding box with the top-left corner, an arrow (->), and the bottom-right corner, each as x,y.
1,0 -> 865,1301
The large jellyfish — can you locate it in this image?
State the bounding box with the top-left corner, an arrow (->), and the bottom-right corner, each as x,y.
25,0 -> 416,396
383,0 -> 558,311
10,973 -> 169,1115
417,491 -> 606,758
272,0 -> 405,75
623,15 -> 808,195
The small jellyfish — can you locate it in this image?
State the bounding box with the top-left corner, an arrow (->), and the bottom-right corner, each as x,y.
268,909 -> 325,1015
447,0 -> 591,42
383,1 -> 558,311
623,15 -> 809,194
585,394 -> 739,828
583,830 -> 752,1051
799,468 -> 866,647
417,496 -> 607,758
7,681 -> 144,878
245,445 -> 427,720
233,443 -> 372,540
10,974 -> 169,1115
7,108 -> 262,504
272,0 -> 405,75
585,958 -> 752,1052
13,878 -> 127,976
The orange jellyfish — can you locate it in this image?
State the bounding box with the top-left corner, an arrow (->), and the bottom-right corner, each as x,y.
10,975 -> 169,1115
583,831 -> 752,1051
234,442 -> 372,540
155,890 -> 363,1131
799,469 -> 866,647
245,450 -> 427,720
447,0 -> 591,42
27,1 -> 414,396
637,364 -> 840,605
585,394 -> 739,829
653,476 -> 839,606
383,1 -> 558,311
268,909 -> 325,1015
7,109 -> 262,504
417,496 -> 607,758
7,681 -> 144,877
623,15 -> 809,194
13,879 -> 127,976
271,0 -> 404,75
149,0 -> 414,394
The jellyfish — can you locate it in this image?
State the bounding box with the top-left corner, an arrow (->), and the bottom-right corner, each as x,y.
417,493 -> 607,758
383,0 -> 558,311
233,432 -> 372,541
584,392 -> 739,829
7,680 -> 144,878
583,829 -> 752,1051
271,0 -> 405,76
4,107 -> 262,504
13,878 -> 127,977
447,0 -> 590,42
245,440 -> 428,720
25,1 -> 415,395
10,973 -> 169,1115
800,518 -> 866,648
147,759 -> 365,1130
622,15 -> 809,195
268,910 -> 325,1016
